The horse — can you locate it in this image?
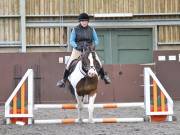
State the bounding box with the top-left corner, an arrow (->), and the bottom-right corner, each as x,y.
67,46 -> 101,123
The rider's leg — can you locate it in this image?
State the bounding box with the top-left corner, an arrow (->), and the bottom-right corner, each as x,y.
94,52 -> 111,84
57,49 -> 82,88
99,67 -> 111,84
56,69 -> 69,88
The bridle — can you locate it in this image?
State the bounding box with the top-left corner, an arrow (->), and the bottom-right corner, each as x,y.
80,50 -> 97,77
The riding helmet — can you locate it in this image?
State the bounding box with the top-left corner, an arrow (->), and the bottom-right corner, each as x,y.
78,13 -> 89,21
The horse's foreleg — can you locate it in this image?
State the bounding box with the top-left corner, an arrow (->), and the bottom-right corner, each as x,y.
77,96 -> 83,122
74,91 -> 83,123
88,93 -> 96,123
83,95 -> 89,104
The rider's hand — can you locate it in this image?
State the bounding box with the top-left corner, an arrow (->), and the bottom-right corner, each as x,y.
75,45 -> 83,51
75,44 -> 95,51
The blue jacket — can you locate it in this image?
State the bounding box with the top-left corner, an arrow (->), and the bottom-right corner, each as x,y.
70,27 -> 99,48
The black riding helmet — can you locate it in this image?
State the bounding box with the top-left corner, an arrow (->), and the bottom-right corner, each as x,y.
78,13 -> 89,21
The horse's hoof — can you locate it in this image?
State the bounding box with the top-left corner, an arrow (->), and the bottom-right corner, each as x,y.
88,119 -> 95,124
78,118 -> 83,123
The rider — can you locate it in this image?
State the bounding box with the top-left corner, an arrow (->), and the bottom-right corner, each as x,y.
57,13 -> 111,88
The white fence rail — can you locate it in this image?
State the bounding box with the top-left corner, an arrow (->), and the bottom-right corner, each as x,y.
144,67 -> 173,121
5,69 -> 34,124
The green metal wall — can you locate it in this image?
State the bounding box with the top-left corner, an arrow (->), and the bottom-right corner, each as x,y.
96,28 -> 153,64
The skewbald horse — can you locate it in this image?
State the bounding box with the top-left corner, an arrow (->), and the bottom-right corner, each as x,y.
67,46 -> 101,123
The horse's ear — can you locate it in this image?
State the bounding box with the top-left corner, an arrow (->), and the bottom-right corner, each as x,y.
90,45 -> 95,51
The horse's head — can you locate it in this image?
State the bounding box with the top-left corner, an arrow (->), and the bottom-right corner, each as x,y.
81,47 -> 101,78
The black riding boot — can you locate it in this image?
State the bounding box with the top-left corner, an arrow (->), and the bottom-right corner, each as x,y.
56,69 -> 69,88
99,68 -> 111,84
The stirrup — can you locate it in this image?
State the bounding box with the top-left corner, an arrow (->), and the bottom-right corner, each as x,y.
103,75 -> 111,84
56,80 -> 66,88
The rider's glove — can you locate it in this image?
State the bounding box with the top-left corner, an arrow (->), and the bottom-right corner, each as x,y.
75,45 -> 83,51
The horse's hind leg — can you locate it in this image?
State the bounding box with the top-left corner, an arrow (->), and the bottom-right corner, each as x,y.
88,93 -> 97,123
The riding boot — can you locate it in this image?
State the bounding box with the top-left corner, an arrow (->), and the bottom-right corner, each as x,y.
56,69 -> 70,88
99,68 -> 111,84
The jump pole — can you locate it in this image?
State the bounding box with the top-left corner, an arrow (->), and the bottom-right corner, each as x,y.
34,102 -> 144,110
34,117 -> 145,124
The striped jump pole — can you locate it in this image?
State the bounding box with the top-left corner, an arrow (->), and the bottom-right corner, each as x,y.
34,102 -> 144,110
34,117 -> 145,124
34,102 -> 145,124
